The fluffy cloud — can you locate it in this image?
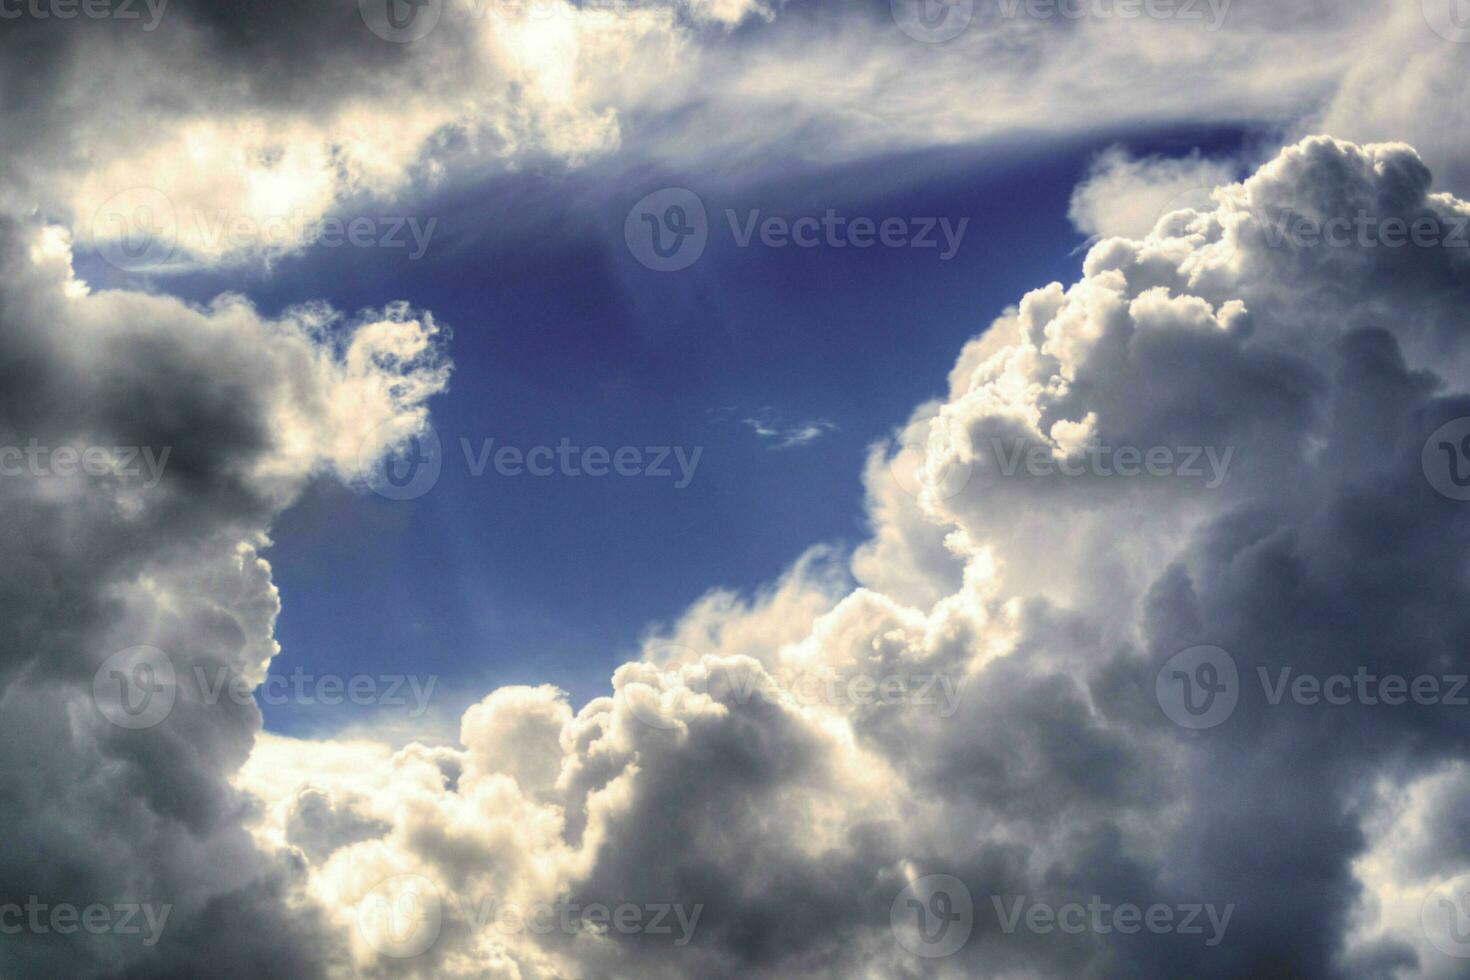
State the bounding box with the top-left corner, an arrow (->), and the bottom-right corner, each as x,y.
1068,146 -> 1241,240
9,0 -> 1470,271
0,217 -> 447,978
212,136 -> 1470,978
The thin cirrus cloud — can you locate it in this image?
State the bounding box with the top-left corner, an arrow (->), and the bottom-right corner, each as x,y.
2,0 -> 1465,267
739,412 -> 838,449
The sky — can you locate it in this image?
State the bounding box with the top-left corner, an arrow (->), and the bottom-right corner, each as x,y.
255,129 -> 1230,731
109,124 -> 1254,734
4,0 -> 1470,978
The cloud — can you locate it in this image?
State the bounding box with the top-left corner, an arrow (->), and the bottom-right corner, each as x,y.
0,216 -> 447,978
1068,146 -> 1241,240
739,411 -> 838,449
221,136 -> 1470,977
5,8 -> 1470,977
7,0 -> 1470,273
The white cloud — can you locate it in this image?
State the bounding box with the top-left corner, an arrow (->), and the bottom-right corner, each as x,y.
207,135 -> 1470,978
1068,146 -> 1241,240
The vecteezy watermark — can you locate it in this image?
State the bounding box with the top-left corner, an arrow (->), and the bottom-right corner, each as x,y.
891,0 -> 973,42
359,0 -> 443,42
1423,417 -> 1470,501
888,413 -> 972,501
1261,208 -> 1470,251
89,188 -> 438,272
890,875 -> 974,958
623,659 -> 963,731
1423,874 -> 1470,958
991,895 -> 1234,947
987,438 -> 1234,489
0,0 -> 166,28
1157,645 -> 1470,730
360,0 -> 691,40
356,875 -> 702,959
709,665 -> 964,718
1156,645 -> 1239,730
1422,0 -> 1470,44
0,899 -> 171,946
460,437 -> 702,487
92,647 -> 437,730
358,420 -> 705,501
196,665 -> 437,718
994,0 -> 1230,29
0,441 -> 170,488
625,188 -> 968,272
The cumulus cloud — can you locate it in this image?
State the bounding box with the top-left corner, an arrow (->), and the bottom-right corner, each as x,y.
7,7 -> 1470,978
0,217 -> 447,978
213,136 -> 1470,977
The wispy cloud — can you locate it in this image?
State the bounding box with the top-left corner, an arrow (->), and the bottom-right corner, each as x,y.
736,409 -> 838,449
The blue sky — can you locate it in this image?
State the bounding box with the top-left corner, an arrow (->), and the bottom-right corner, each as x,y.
14,0 -> 1470,976
84,124 -> 1253,735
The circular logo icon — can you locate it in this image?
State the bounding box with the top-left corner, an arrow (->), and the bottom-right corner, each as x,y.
359,0 -> 443,42
1422,875 -> 1470,958
1156,645 -> 1238,730
890,874 -> 974,958
624,188 -> 707,272
90,187 -> 178,272
1423,0 -> 1470,43
622,645 -> 703,730
357,873 -> 443,958
891,0 -> 973,42
1152,186 -> 1243,265
359,419 -> 442,501
93,645 -> 177,730
1423,418 -> 1470,501
889,416 -> 971,501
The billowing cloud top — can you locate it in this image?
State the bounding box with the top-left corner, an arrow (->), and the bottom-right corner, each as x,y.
5,0 -> 1470,974
3,132 -> 1463,977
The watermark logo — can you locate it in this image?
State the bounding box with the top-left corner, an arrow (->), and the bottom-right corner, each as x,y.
0,0 -> 168,29
1157,648 -> 1470,729
91,187 -> 178,272
625,190 -> 968,271
360,0 -> 443,41
1153,186 -> 1239,263
1423,875 -> 1470,958
356,875 -> 700,957
92,646 -> 177,730
995,0 -> 1230,30
90,189 -> 438,268
459,437 -> 702,487
1423,0 -> 1470,43
625,188 -> 708,272
889,415 -> 972,501
0,898 -> 171,946
93,653 -> 436,729
1261,209 -> 1469,251
1423,417 -> 1470,501
360,420 -> 444,501
360,421 -> 706,503
358,874 -> 443,958
992,895 -> 1233,945
891,0 -> 973,42
622,645 -> 700,731
988,438 -> 1233,488
890,874 -> 974,958
0,441 -> 170,486
1156,645 -> 1238,729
